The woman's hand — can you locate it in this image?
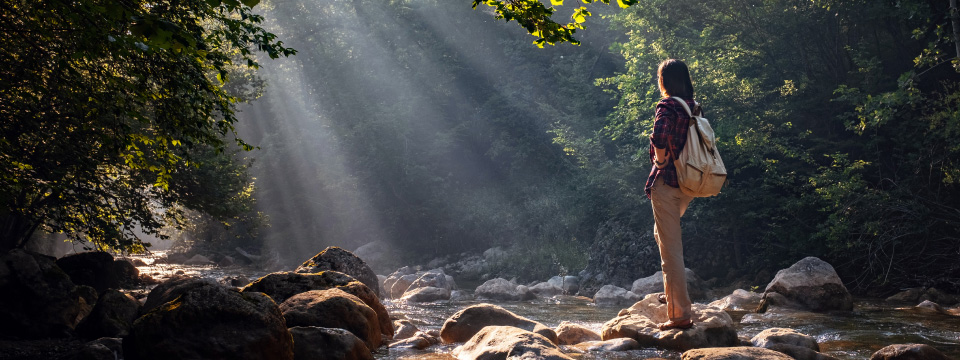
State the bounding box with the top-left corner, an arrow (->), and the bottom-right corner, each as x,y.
654,146 -> 669,168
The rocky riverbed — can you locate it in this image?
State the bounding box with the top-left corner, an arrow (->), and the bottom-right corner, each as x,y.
2,247 -> 959,360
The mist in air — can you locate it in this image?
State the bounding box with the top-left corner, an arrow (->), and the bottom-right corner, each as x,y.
235,0 -> 624,272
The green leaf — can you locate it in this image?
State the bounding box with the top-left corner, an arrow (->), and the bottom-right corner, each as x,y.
550,0 -> 563,5
240,0 -> 260,7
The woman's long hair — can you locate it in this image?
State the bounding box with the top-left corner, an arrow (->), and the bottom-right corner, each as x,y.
658,59 -> 694,99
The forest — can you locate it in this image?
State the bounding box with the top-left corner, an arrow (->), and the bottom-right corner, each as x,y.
2,0 -> 959,296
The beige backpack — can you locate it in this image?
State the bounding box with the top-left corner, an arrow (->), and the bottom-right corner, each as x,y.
670,97 -> 726,197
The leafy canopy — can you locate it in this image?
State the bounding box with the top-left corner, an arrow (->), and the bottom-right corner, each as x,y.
472,0 -> 637,47
0,0 -> 294,251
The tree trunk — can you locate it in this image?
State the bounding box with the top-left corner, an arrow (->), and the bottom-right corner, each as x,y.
951,0 -> 960,59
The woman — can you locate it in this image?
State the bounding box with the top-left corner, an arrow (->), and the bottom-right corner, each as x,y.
645,59 -> 698,330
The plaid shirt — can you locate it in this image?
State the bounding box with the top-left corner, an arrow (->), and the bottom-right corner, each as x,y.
645,97 -> 697,199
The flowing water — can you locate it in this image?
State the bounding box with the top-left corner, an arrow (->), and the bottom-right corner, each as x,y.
130,253 -> 960,360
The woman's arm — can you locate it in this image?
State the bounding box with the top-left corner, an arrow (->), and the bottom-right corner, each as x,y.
650,101 -> 675,168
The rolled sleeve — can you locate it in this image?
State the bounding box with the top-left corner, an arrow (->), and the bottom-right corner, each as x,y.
650,103 -> 675,150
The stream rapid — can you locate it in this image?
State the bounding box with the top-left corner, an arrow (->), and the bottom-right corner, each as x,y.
129,253 -> 960,360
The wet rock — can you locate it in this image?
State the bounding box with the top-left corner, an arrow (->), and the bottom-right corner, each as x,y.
453,326 -> 572,360
709,289 -> 763,311
751,328 -> 819,351
290,326 -> 373,360
389,332 -> 440,350
400,286 -> 451,303
279,288 -> 382,350
601,294 -> 738,351
405,269 -> 453,295
394,320 -> 419,340
0,249 -> 84,338
141,276 -> 218,313
915,300 -> 946,314
240,271 -> 393,339
295,246 -> 380,297
124,282 -> 293,360
530,281 -> 563,297
56,251 -> 140,293
221,275 -> 250,287
389,273 -> 419,299
578,338 -> 641,351
870,344 -> 951,360
439,303 -> 558,344
75,289 -> 140,338
562,276 -> 580,294
886,288 -> 924,304
182,254 -> 214,265
631,269 -> 706,300
475,278 -> 536,301
920,288 -> 959,306
450,289 -> 474,302
383,266 -> 416,295
555,321 -> 601,345
593,285 -> 641,306
128,258 -> 149,267
761,257 -> 853,312
681,346 -> 794,360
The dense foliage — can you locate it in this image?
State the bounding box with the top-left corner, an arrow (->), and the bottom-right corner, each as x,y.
0,0 -> 293,251
244,0 -> 959,291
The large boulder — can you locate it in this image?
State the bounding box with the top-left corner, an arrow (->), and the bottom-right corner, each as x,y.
141,276 -> 217,313
593,285 -> 642,305
453,326 -> 573,360
870,344 -> 952,360
751,328 -> 819,351
389,332 -> 441,350
601,294 -> 738,351
475,278 -> 535,301
406,269 -> 452,293
295,247 -> 380,296
555,321 -> 601,345
279,289 -> 382,350
393,320 -> 420,340
400,286 -> 451,303
0,249 -> 84,338
439,303 -> 558,344
124,282 -> 293,360
241,271 -> 393,338
389,273 -> 419,299
631,269 -> 706,300
56,251 -> 139,294
290,326 -> 373,360
75,289 -> 141,338
383,266 -> 416,298
681,347 -> 795,360
761,257 -> 853,312
530,281 -> 563,298
709,289 -> 763,311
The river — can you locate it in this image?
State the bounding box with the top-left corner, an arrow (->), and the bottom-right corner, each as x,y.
130,253 -> 960,360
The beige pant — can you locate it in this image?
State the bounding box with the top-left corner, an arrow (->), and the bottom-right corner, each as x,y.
650,177 -> 694,321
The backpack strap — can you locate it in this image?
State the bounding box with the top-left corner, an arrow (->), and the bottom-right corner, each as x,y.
670,96 -> 696,118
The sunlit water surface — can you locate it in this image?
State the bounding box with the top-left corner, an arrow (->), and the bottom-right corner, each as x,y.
130,253 -> 960,360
